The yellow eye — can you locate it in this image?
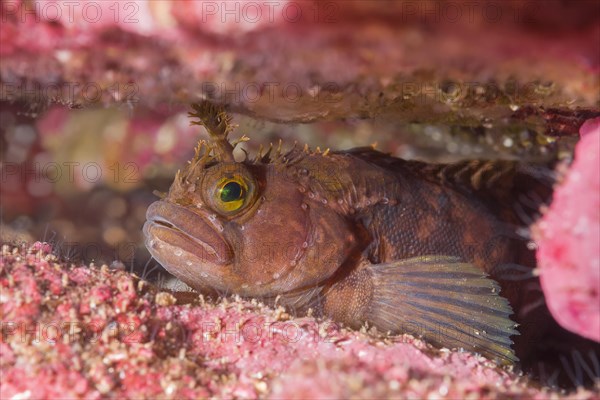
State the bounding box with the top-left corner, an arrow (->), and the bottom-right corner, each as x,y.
215,177 -> 248,213
203,164 -> 257,217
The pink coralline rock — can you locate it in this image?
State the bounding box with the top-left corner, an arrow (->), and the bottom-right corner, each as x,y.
1,0 -> 598,127
534,118 -> 600,343
0,242 -> 598,399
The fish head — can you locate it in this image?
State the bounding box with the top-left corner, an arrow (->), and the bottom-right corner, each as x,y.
144,103 -> 356,298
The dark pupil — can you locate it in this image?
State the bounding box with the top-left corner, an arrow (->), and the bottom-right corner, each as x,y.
221,181 -> 243,202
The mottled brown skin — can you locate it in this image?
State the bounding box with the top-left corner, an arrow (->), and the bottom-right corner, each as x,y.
145,140 -> 529,349
299,150 -> 529,320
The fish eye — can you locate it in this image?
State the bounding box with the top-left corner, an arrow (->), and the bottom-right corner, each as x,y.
203,164 -> 257,217
215,177 -> 248,213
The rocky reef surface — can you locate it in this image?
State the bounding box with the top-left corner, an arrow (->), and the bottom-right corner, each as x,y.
534,119 -> 600,343
1,242 -> 598,399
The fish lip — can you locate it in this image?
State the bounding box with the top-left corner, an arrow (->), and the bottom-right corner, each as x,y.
144,200 -> 233,265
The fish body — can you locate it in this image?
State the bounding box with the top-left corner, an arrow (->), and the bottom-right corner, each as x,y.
144,103 -> 554,365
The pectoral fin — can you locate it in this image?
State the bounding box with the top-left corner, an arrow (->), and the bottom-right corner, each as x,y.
367,255 -> 519,365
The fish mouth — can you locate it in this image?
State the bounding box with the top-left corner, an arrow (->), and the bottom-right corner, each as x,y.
144,200 -> 233,266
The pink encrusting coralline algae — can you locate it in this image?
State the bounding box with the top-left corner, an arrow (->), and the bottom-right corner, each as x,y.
1,0 -> 598,127
1,242 -> 596,399
535,118 -> 600,343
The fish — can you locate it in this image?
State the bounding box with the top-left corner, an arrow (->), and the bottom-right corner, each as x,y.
144,101 -> 558,366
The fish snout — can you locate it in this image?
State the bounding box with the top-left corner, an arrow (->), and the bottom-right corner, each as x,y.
144,200 -> 233,266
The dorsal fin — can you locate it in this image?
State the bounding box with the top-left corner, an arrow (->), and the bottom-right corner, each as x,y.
408,159 -> 555,225
342,147 -> 555,227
